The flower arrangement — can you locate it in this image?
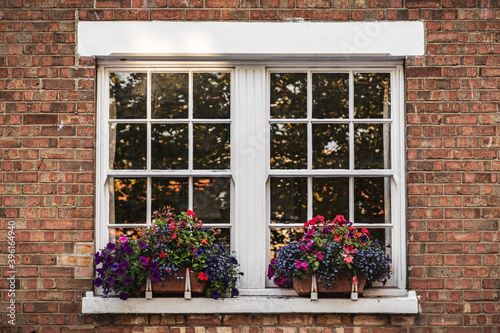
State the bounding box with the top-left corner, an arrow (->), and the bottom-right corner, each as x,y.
267,215 -> 391,292
93,208 -> 242,300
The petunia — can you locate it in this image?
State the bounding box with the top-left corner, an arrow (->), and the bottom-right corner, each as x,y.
123,275 -> 133,286
267,265 -> 275,279
111,262 -> 120,271
194,247 -> 205,257
138,241 -> 148,249
294,260 -> 309,271
119,259 -> 129,270
151,270 -> 161,281
118,235 -> 128,243
106,243 -> 116,251
139,256 -> 149,266
94,253 -> 103,265
209,289 -> 221,300
93,277 -> 103,287
315,252 -> 324,260
107,276 -> 115,286
119,292 -> 129,301
231,287 -> 239,297
149,261 -> 159,271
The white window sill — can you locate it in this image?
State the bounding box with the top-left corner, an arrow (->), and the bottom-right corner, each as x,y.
82,290 -> 419,314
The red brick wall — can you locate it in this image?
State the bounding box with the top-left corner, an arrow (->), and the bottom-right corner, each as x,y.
0,0 -> 498,331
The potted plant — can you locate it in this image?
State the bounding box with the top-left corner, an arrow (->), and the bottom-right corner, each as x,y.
267,215 -> 391,297
93,208 -> 242,300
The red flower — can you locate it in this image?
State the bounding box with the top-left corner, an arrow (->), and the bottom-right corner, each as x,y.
187,209 -> 196,218
197,272 -> 208,281
334,235 -> 341,242
352,277 -> 358,285
362,228 -> 370,236
201,239 -> 208,245
169,222 -> 175,230
159,251 -> 166,259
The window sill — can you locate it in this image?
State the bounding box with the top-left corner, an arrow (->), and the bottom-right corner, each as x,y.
82,290 -> 419,314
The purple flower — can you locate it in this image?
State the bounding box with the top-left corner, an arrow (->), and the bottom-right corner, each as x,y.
360,235 -> 368,243
94,277 -> 103,287
111,262 -> 120,271
138,241 -> 148,249
107,276 -> 115,286
194,247 -> 205,257
347,231 -> 354,238
149,261 -> 159,271
210,289 -> 221,300
267,265 -> 275,279
294,260 -> 309,271
106,243 -> 116,251
94,253 -> 103,265
139,256 -> 149,266
123,275 -> 133,286
231,287 -> 239,297
119,292 -> 129,300
118,269 -> 127,277
230,256 -> 238,265
119,259 -> 129,270
96,267 -> 106,275
151,270 -> 161,281
121,244 -> 133,256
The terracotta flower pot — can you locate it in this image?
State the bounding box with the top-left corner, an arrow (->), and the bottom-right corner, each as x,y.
293,273 -> 366,297
141,267 -> 207,296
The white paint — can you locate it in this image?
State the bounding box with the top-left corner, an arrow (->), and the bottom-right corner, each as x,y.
78,21 -> 424,57
82,291 -> 419,314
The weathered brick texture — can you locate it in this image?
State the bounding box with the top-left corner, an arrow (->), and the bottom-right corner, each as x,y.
0,0 -> 499,331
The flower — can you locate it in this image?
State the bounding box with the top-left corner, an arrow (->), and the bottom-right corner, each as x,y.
139,256 -> 149,266
186,209 -> 196,218
209,289 -> 221,300
268,214 -> 391,292
94,277 -> 103,287
119,292 -> 129,301
118,235 -> 128,243
197,272 -> 208,281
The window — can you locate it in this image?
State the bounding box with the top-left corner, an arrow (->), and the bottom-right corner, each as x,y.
96,63 -> 406,296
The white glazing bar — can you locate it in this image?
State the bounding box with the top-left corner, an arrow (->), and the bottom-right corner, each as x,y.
188,71 -> 194,172
307,71 -> 313,220
348,71 -> 355,222
233,66 -> 267,289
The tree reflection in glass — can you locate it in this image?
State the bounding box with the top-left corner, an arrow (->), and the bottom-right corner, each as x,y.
109,228 -> 143,244
270,228 -> 303,259
109,72 -> 147,119
110,123 -> 147,170
111,178 -> 147,225
151,124 -> 188,170
270,73 -> 307,119
355,177 -> 390,224
193,73 -> 230,119
312,124 -> 349,169
193,177 -> 230,224
151,178 -> 189,215
270,178 -> 307,224
193,124 -> 230,169
313,178 -> 349,219
312,73 -> 349,119
271,123 -> 307,169
354,73 -> 391,119
355,123 -> 390,169
152,73 -> 188,119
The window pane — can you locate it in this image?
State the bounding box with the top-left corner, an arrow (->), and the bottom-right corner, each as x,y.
110,178 -> 147,224
193,73 -> 230,119
354,73 -> 391,119
313,178 -> 349,219
110,123 -> 147,170
312,124 -> 349,169
214,228 -> 231,246
194,177 -> 230,224
193,124 -> 230,169
354,177 -> 391,224
151,124 -> 188,170
152,178 -> 189,215
270,73 -> 307,119
270,123 -> 307,169
270,177 -> 307,224
109,228 -> 143,244
109,72 -> 147,119
355,123 -> 391,169
270,228 -> 303,259
152,73 -> 188,119
312,73 -> 349,119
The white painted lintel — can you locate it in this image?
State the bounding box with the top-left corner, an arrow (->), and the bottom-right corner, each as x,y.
78,21 -> 425,58
82,291 -> 419,314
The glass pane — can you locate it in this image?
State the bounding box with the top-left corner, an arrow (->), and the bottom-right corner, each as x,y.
312,73 -> 349,118
109,72 -> 147,119
110,178 -> 147,224
270,178 -> 307,224
193,73 -> 231,119
270,123 -> 307,169
110,123 -> 147,169
313,178 -> 349,219
151,73 -> 188,119
270,73 -> 307,119
152,178 -> 189,215
270,228 -> 303,259
109,228 -> 143,244
151,124 -> 188,169
354,73 -> 391,119
193,177 -> 230,224
312,124 -> 349,169
214,228 -> 231,247
193,124 -> 230,169
366,228 -> 391,248
355,123 -> 391,169
355,177 -> 391,224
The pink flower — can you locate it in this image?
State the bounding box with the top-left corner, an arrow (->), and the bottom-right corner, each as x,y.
118,235 -> 128,243
315,251 -> 324,260
352,277 -> 358,285
343,256 -> 353,264
294,260 -> 309,271
334,235 -> 341,242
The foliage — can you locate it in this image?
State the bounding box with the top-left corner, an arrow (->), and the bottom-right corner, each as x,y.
94,208 -> 242,300
268,215 -> 391,290
93,236 -> 149,301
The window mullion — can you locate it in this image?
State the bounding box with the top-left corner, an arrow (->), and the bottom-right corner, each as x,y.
307,70 -> 313,220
